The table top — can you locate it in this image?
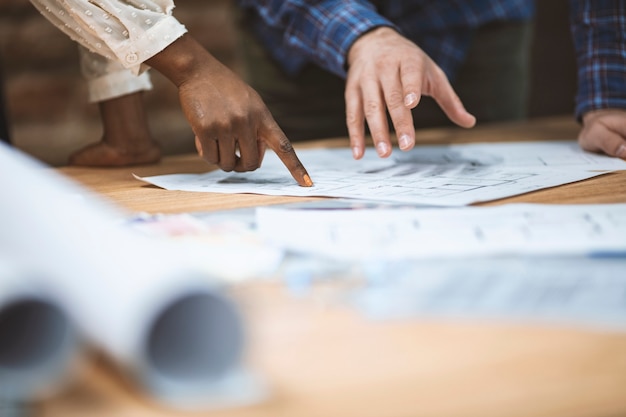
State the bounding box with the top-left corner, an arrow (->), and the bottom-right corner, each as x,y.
42,117 -> 626,417
57,116 -> 626,215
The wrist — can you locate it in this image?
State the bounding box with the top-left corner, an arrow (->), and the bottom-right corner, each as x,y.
347,26 -> 397,68
146,34 -> 214,87
582,109 -> 626,125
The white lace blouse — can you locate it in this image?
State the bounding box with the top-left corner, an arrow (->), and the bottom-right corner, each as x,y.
29,0 -> 188,102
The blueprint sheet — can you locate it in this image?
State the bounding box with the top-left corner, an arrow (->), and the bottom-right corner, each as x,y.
256,203 -> 626,260
136,141 -> 626,206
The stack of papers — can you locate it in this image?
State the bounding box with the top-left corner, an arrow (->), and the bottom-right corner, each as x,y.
134,140 -> 626,331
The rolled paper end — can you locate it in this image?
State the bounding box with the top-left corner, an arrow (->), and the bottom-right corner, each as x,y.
0,297 -> 77,401
138,289 -> 265,409
146,291 -> 244,381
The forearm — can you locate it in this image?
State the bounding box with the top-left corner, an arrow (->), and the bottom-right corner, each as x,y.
144,34 -> 223,87
239,0 -> 396,77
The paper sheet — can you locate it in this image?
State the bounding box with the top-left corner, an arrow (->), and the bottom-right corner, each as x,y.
256,203 -> 626,260
350,257 -> 626,331
125,210 -> 283,282
136,141 -> 626,206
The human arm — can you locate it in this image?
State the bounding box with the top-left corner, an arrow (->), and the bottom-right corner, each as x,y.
78,46 -> 152,103
238,0 -> 474,159
237,0 -> 389,77
145,34 -> 312,184
28,0 -> 186,76
570,0 -> 626,159
69,47 -> 161,167
69,91 -> 162,167
29,0 -> 312,183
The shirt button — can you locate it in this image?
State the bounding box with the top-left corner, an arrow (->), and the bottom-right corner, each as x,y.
126,52 -> 138,64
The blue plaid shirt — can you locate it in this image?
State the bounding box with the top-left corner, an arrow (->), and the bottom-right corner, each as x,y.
570,0 -> 626,118
238,0 -> 626,118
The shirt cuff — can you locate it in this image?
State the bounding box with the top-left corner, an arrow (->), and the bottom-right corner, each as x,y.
575,53 -> 626,120
575,97 -> 626,121
87,70 -> 153,103
316,4 -> 398,77
111,16 -> 188,75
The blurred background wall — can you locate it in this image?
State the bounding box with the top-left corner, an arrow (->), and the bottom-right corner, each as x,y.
0,0 -> 577,167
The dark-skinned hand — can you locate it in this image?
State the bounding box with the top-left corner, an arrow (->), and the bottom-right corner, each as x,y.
147,34 -> 312,186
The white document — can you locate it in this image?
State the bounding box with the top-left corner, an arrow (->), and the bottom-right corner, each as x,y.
350,257 -> 626,331
136,141 -> 626,206
256,203 -> 626,260
125,210 -> 283,282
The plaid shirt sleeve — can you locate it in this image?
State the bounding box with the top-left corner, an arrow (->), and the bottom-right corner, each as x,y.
239,0 -> 396,77
570,0 -> 626,119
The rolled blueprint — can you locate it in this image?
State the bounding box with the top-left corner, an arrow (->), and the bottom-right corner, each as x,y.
0,143 -> 262,408
0,259 -> 77,401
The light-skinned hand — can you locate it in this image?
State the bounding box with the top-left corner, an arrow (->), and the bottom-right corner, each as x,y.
579,109 -> 626,160
345,27 -> 476,160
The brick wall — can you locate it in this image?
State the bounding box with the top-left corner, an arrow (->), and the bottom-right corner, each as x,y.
1,0 -> 241,166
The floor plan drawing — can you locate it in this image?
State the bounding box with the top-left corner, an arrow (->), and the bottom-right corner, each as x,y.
136,141 -> 626,206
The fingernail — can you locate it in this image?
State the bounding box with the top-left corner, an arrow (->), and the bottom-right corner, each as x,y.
404,93 -> 418,107
617,144 -> 626,159
194,136 -> 203,157
352,146 -> 361,159
398,134 -> 412,150
376,142 -> 390,156
303,174 -> 313,187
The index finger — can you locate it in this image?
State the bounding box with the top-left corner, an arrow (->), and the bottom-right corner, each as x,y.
259,118 -> 313,187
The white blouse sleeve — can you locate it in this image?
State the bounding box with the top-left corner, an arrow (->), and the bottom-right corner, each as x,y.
29,0 -> 187,75
79,46 -> 152,103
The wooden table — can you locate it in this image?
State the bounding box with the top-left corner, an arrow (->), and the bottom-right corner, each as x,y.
41,117 -> 626,417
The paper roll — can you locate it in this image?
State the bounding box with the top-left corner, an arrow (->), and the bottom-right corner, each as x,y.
0,259 -> 77,401
0,143 -> 263,408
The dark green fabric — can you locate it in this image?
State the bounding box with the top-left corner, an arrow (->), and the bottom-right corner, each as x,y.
238,18 -> 532,141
